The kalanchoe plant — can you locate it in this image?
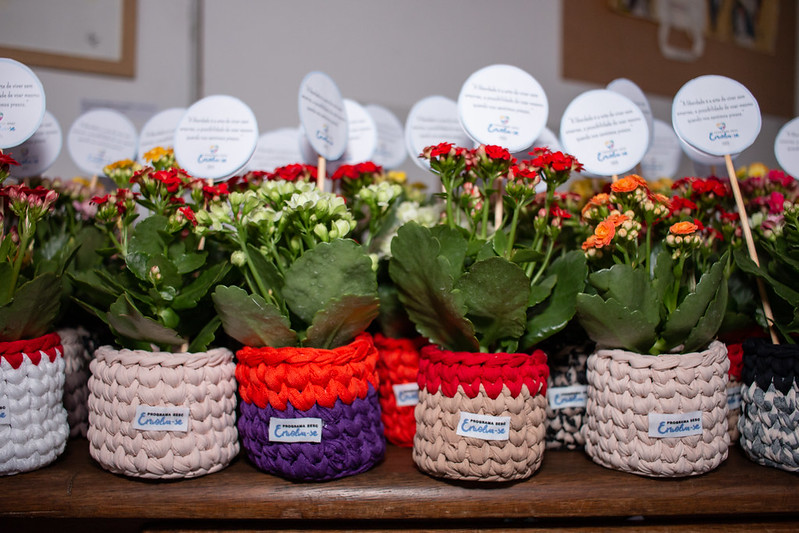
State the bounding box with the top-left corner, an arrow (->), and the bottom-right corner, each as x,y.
0,152 -> 72,341
388,144 -> 587,354
70,150 -> 229,352
197,170 -> 379,349
576,175 -> 729,355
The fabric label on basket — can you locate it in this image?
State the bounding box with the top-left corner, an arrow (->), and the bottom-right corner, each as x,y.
133,406 -> 190,432
456,412 -> 511,441
269,417 -> 323,443
547,384 -> 588,410
648,411 -> 703,438
0,395 -> 9,425
727,386 -> 742,410
392,382 -> 419,407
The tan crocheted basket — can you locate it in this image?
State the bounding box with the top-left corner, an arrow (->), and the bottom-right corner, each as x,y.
583,340 -> 730,477
59,327 -> 92,439
726,377 -> 742,443
88,345 -> 239,479
413,345 -> 549,482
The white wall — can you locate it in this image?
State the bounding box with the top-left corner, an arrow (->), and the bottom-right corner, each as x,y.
11,0 -> 799,184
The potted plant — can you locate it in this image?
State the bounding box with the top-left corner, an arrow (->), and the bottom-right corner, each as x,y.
388,144 -> 586,481
733,166 -> 799,472
199,165 -> 385,481
0,151 -> 70,475
72,149 -> 238,479
576,174 -> 731,477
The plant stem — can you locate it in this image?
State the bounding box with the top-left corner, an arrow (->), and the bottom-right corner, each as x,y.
531,238 -> 555,286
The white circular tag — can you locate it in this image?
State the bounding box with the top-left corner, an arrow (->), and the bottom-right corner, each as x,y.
297,125 -> 316,165
775,117 -> 799,179
559,89 -> 650,176
339,99 -> 377,164
67,108 -> 138,176
246,128 -> 304,172
640,119 -> 682,180
607,78 -> 654,152
8,110 -> 61,178
672,75 -> 761,156
298,71 -> 348,160
137,107 -> 185,161
457,64 -> 548,153
405,95 -> 474,170
0,58 -> 46,149
677,132 -> 739,165
365,104 -> 406,169
174,95 -> 258,181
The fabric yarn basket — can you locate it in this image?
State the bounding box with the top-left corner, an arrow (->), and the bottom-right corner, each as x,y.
59,327 -> 93,439
236,333 -> 385,481
374,333 -> 424,447
88,346 -> 238,479
545,341 -> 592,450
0,333 -> 68,476
413,345 -> 549,482
725,343 -> 744,443
583,341 -> 730,477
738,338 -> 799,472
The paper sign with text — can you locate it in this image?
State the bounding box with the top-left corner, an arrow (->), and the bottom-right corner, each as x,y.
9,110 -> 61,178
405,95 -> 474,171
67,108 -> 138,176
298,71 -> 348,160
137,107 -> 185,162
0,58 -> 46,149
365,104 -> 406,169
775,116 -> 799,179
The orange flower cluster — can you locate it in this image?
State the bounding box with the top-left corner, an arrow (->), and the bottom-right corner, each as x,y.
581,212 -> 629,251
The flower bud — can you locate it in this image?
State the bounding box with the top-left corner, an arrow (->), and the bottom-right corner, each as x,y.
313,223 -> 329,242
231,250 -> 246,267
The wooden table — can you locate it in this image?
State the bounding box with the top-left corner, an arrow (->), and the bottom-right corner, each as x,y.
1,439 -> 797,532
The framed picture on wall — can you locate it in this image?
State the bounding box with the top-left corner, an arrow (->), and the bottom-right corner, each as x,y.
0,0 -> 136,77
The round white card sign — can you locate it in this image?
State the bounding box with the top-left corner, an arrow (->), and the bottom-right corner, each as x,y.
775,117 -> 799,179
677,132 -> 739,166
9,110 -> 61,178
560,89 -> 650,176
174,95 -> 258,181
607,78 -> 654,152
640,119 -> 682,180
672,75 -> 761,156
458,64 -> 548,153
298,71 -> 348,160
365,104 -> 406,169
247,128 -> 304,172
405,95 -> 474,170
67,108 -> 137,176
137,107 -> 185,161
0,58 -> 46,149
339,99 -> 377,164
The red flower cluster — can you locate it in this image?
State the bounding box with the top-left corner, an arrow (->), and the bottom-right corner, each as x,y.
484,145 -> 512,161
269,163 -> 317,182
331,161 -> 382,181
529,147 -> 584,174
178,206 -> 197,227
0,152 -> 20,168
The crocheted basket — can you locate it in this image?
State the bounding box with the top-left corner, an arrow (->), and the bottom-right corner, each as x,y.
374,333 -> 424,447
87,346 -> 239,479
725,343 -> 744,443
0,333 -> 69,476
59,327 -> 93,439
413,345 -> 549,482
236,333 -> 385,481
583,341 -> 730,477
738,339 -> 799,472
545,343 -> 591,450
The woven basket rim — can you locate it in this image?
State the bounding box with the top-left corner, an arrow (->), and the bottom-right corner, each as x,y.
592,340 -> 727,370
93,344 -> 233,368
420,344 -> 547,368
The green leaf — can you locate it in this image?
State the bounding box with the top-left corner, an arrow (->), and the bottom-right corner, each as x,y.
212,285 -> 297,347
128,215 -> 168,256
305,294 -> 380,349
389,222 -> 478,352
0,273 -> 62,341
528,274 -> 556,307
492,229 -> 508,258
0,262 -> 13,307
172,249 -> 207,275
589,261 -> 659,327
511,249 -> 545,264
455,256 -> 529,350
736,248 -> 799,308
246,243 -> 285,306
172,261 -> 230,310
107,294 -> 186,348
660,252 -> 729,348
283,239 -> 376,324
575,293 -> 658,353
475,240 -> 497,262
681,274 -> 728,353
522,250 -> 588,349
72,226 -> 107,271
187,315 -> 221,353
430,225 -> 468,281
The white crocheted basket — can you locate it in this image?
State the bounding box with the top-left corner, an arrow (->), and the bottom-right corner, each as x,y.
0,333 -> 69,476
583,340 -> 730,477
58,327 -> 92,439
88,345 -> 239,479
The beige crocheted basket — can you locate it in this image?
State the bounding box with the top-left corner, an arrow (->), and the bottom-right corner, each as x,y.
88,345 -> 239,479
583,340 -> 730,477
726,377 -> 742,443
59,327 -> 92,439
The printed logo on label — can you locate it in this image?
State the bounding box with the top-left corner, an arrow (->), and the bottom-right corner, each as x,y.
456,412 -> 510,441
132,406 -> 190,432
597,138 -> 629,163
648,411 -> 703,438
392,382 -> 419,407
727,387 -> 742,410
708,121 -> 740,143
269,417 -> 323,443
0,396 -> 9,426
487,114 -> 519,136
547,385 -> 588,410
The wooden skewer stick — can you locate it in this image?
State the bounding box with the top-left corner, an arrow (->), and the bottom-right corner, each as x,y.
317,155 -> 326,192
494,178 -> 504,230
611,174 -> 618,182
724,154 -> 780,345
90,175 -> 99,190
